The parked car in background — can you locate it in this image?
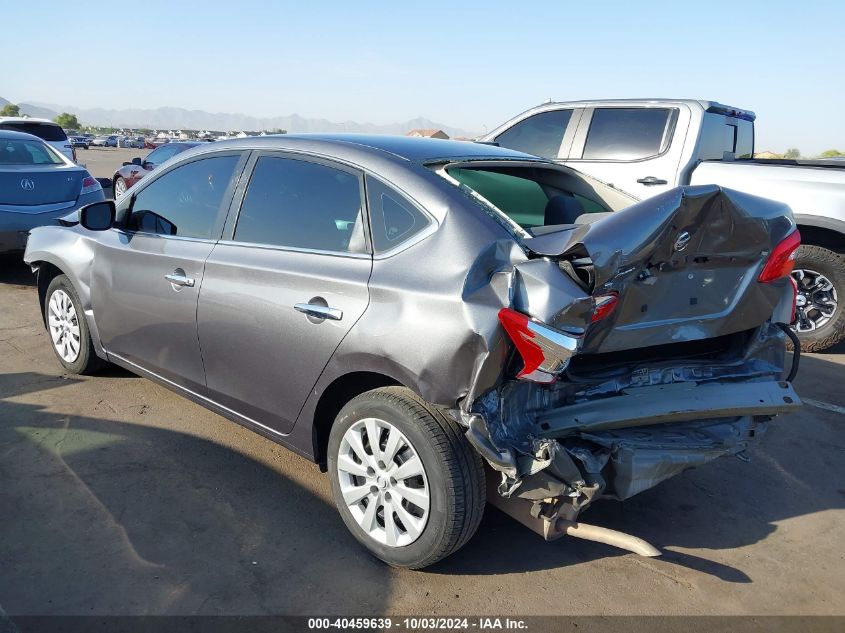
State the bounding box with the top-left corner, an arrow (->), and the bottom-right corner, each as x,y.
24,135 -> 800,568
69,136 -> 90,149
0,117 -> 76,162
0,130 -> 103,253
485,99 -> 845,351
117,136 -> 133,148
91,135 -> 118,148
111,141 -> 201,197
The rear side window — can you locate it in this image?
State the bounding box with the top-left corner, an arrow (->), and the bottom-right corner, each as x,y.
366,177 -> 431,253
494,110 -> 573,158
234,156 -> 365,253
129,155 -> 240,239
0,122 -> 67,141
582,108 -> 675,160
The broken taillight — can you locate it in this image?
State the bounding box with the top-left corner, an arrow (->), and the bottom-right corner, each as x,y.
591,291 -> 619,323
498,308 -> 581,383
758,229 -> 801,282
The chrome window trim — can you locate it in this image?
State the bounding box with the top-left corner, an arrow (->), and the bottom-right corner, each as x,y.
215,238 -> 372,260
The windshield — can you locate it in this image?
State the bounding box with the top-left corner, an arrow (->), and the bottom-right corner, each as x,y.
0,138 -> 64,165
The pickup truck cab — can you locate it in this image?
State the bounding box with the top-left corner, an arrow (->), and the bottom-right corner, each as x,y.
484,99 -> 845,351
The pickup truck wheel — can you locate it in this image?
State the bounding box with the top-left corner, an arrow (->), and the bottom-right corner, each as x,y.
114,176 -> 127,198
44,275 -> 105,375
327,386 -> 485,569
791,245 -> 845,352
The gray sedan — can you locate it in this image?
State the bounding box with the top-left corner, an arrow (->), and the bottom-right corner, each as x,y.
23,135 -> 801,568
0,129 -> 104,254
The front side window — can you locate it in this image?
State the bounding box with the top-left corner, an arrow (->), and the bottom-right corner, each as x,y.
582,108 -> 675,160
494,109 -> 573,158
234,156 -> 365,253
366,177 -> 431,253
128,155 -> 240,238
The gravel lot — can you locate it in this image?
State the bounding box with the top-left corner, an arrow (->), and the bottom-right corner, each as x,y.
0,150 -> 843,617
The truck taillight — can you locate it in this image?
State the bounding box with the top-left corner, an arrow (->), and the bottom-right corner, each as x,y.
758,230 -> 801,283
591,291 -> 619,323
498,308 -> 581,383
80,175 -> 102,196
71,146 -> 77,163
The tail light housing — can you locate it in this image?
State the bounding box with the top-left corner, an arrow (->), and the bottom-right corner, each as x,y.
591,291 -> 619,323
80,175 -> 102,196
71,146 -> 77,163
758,229 -> 801,282
498,308 -> 581,383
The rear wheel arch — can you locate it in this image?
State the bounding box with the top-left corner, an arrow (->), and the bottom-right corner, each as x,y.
312,371 -> 402,469
795,223 -> 845,255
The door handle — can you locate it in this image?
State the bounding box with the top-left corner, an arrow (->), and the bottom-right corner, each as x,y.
295,303 -> 343,321
636,176 -> 668,186
164,273 -> 195,287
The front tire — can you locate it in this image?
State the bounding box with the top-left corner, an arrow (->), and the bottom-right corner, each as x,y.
792,245 -> 845,352
44,275 -> 105,374
327,386 -> 485,569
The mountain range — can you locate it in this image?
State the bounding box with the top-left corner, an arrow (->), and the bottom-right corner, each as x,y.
0,96 -> 478,137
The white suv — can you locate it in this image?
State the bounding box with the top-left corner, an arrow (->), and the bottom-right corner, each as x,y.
0,117 -> 76,162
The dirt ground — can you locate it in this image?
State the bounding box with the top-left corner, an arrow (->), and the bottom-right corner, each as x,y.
0,154 -> 843,616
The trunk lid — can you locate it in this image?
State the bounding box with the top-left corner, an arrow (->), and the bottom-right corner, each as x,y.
0,165 -> 83,207
521,185 -> 796,354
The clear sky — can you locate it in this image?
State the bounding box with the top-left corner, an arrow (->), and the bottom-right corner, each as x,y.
1,0 -> 841,154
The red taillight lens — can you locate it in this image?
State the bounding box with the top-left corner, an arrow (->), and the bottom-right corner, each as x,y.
758,230 -> 801,283
498,308 -> 581,383
80,175 -> 102,196
498,308 -> 546,379
591,291 -> 619,323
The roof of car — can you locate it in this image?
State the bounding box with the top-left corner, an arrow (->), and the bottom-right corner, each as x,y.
208,134 -> 541,164
0,116 -> 60,125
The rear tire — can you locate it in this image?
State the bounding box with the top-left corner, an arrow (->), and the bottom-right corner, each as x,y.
44,275 -> 105,375
791,245 -> 845,352
327,386 -> 485,569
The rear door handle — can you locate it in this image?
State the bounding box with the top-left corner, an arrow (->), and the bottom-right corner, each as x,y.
164,273 -> 195,287
295,303 -> 343,321
636,176 -> 668,185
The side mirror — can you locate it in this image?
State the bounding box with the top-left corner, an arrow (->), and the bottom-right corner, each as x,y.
79,200 -> 115,231
132,157 -> 142,166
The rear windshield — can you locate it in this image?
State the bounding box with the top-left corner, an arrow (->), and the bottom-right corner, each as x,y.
445,167 -> 608,230
0,138 -> 64,165
0,122 -> 68,142
699,114 -> 755,160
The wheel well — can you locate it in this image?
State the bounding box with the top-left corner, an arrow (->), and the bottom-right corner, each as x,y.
797,224 -> 845,255
312,371 -> 400,469
34,261 -> 64,325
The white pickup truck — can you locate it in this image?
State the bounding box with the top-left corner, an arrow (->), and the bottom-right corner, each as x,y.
484,99 -> 845,351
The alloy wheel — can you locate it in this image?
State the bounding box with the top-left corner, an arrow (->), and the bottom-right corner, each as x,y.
792,267 -> 839,332
336,417 -> 430,547
114,178 -> 127,198
48,289 -> 81,362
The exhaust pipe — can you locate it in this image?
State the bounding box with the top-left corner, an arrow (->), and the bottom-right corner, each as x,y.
555,519 -> 661,557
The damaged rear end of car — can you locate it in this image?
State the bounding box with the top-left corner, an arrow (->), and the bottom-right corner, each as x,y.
457,181 -> 802,555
